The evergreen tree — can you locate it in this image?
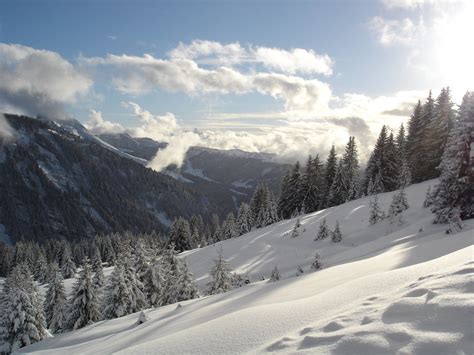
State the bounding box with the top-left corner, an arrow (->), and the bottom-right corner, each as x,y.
341,136 -> 359,201
270,266 -> 281,281
369,195 -> 385,225
423,186 -> 434,208
122,255 -> 148,312
331,221 -> 342,242
142,258 -> 165,307
328,159 -> 345,206
286,162 -> 304,216
296,265 -> 304,276
91,247 -> 105,292
315,218 -> 329,240
290,219 -> 300,238
301,155 -> 325,212
207,249 -> 233,295
169,217 -> 192,252
61,250 -> 76,279
310,252 -> 323,271
406,100 -> 425,182
236,202 -> 252,236
222,212 -> 238,239
432,92 -> 474,223
44,263 -> 67,333
103,261 -> 131,319
161,243 -> 183,305
178,261 -> 199,301
387,188 -> 409,224
67,258 -> 101,330
323,145 -> 337,206
425,87 -> 456,179
383,132 -> 399,191
0,264 -> 47,353
398,157 -> 412,189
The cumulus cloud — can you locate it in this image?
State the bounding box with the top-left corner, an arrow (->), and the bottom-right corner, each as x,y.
83,53 -> 332,113
369,16 -> 425,46
0,43 -> 92,119
85,110 -> 125,134
168,39 -> 333,75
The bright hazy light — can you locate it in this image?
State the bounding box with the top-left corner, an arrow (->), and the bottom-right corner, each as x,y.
435,2 -> 474,91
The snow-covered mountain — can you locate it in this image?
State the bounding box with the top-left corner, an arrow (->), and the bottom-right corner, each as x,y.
0,114 -> 218,242
98,134 -> 290,215
18,179 -> 474,354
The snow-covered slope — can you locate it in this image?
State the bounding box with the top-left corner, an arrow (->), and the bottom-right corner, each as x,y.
18,180 -> 474,354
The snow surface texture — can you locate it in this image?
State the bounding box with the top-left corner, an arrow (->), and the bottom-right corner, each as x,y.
18,180 -> 474,354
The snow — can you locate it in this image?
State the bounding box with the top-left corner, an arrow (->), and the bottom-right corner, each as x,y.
182,161 -> 216,182
229,188 -> 247,196
17,179 -> 474,354
161,170 -> 194,184
231,179 -> 254,189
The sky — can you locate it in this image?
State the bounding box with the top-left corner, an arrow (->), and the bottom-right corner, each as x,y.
0,0 -> 472,169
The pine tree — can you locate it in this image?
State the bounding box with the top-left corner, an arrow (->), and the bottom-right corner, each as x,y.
301,155 -> 324,213
207,249 -> 233,295
315,218 -> 329,240
286,162 -> 304,216
222,212 -> 238,239
323,145 -> 337,207
0,264 -> 47,353
290,219 -> 300,238
236,202 -> 252,236
169,217 -> 192,252
331,221 -> 342,242
142,258 -> 165,307
61,251 -> 76,279
91,247 -> 105,293
67,259 -> 101,330
122,255 -> 148,312
383,132 -> 399,191
425,87 -> 456,179
103,261 -> 131,319
406,100 -> 424,182
398,157 -> 412,189
296,265 -> 304,276
387,188 -> 409,224
432,92 -> 474,223
369,195 -> 385,225
178,261 -> 199,301
328,159 -> 345,206
341,136 -> 359,201
270,266 -> 281,281
44,263 -> 67,334
310,252 -> 323,270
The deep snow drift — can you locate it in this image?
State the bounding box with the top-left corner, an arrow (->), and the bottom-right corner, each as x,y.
18,180 -> 474,354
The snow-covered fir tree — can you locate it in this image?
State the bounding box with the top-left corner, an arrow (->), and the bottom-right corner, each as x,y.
44,263 -> 67,333
103,261 -> 131,319
122,254 -> 148,312
61,250 -> 76,279
296,265 -> 304,276
328,159 -> 345,206
301,155 -> 325,213
270,266 -> 281,281
161,243 -> 183,305
369,195 -> 385,225
331,221 -> 342,242
323,145 -> 337,206
432,91 -> 474,223
315,218 -> 329,240
310,252 -> 323,270
341,136 -> 360,201
290,220 -> 300,238
387,188 -> 409,224
207,249 -> 233,295
236,202 -> 252,235
142,258 -> 165,307
169,217 -> 192,252
0,264 -> 47,353
222,212 -> 238,239
178,261 -> 199,301
67,258 -> 102,330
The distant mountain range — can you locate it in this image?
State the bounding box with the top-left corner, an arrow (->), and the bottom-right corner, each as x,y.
97,133 -> 289,214
0,114 -> 288,243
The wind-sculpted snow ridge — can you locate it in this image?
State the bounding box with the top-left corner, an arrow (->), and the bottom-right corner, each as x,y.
17,180 -> 474,354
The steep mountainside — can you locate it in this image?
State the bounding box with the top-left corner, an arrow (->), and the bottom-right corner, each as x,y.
19,180 -> 474,354
98,135 -> 289,214
0,114 -> 217,243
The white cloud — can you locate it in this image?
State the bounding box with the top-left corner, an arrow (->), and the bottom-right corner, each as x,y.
84,53 -> 332,114
254,47 -> 333,75
382,0 -> 432,9
0,114 -> 16,141
168,39 -> 333,75
85,109 -> 125,134
369,16 -> 425,46
0,43 -> 92,118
